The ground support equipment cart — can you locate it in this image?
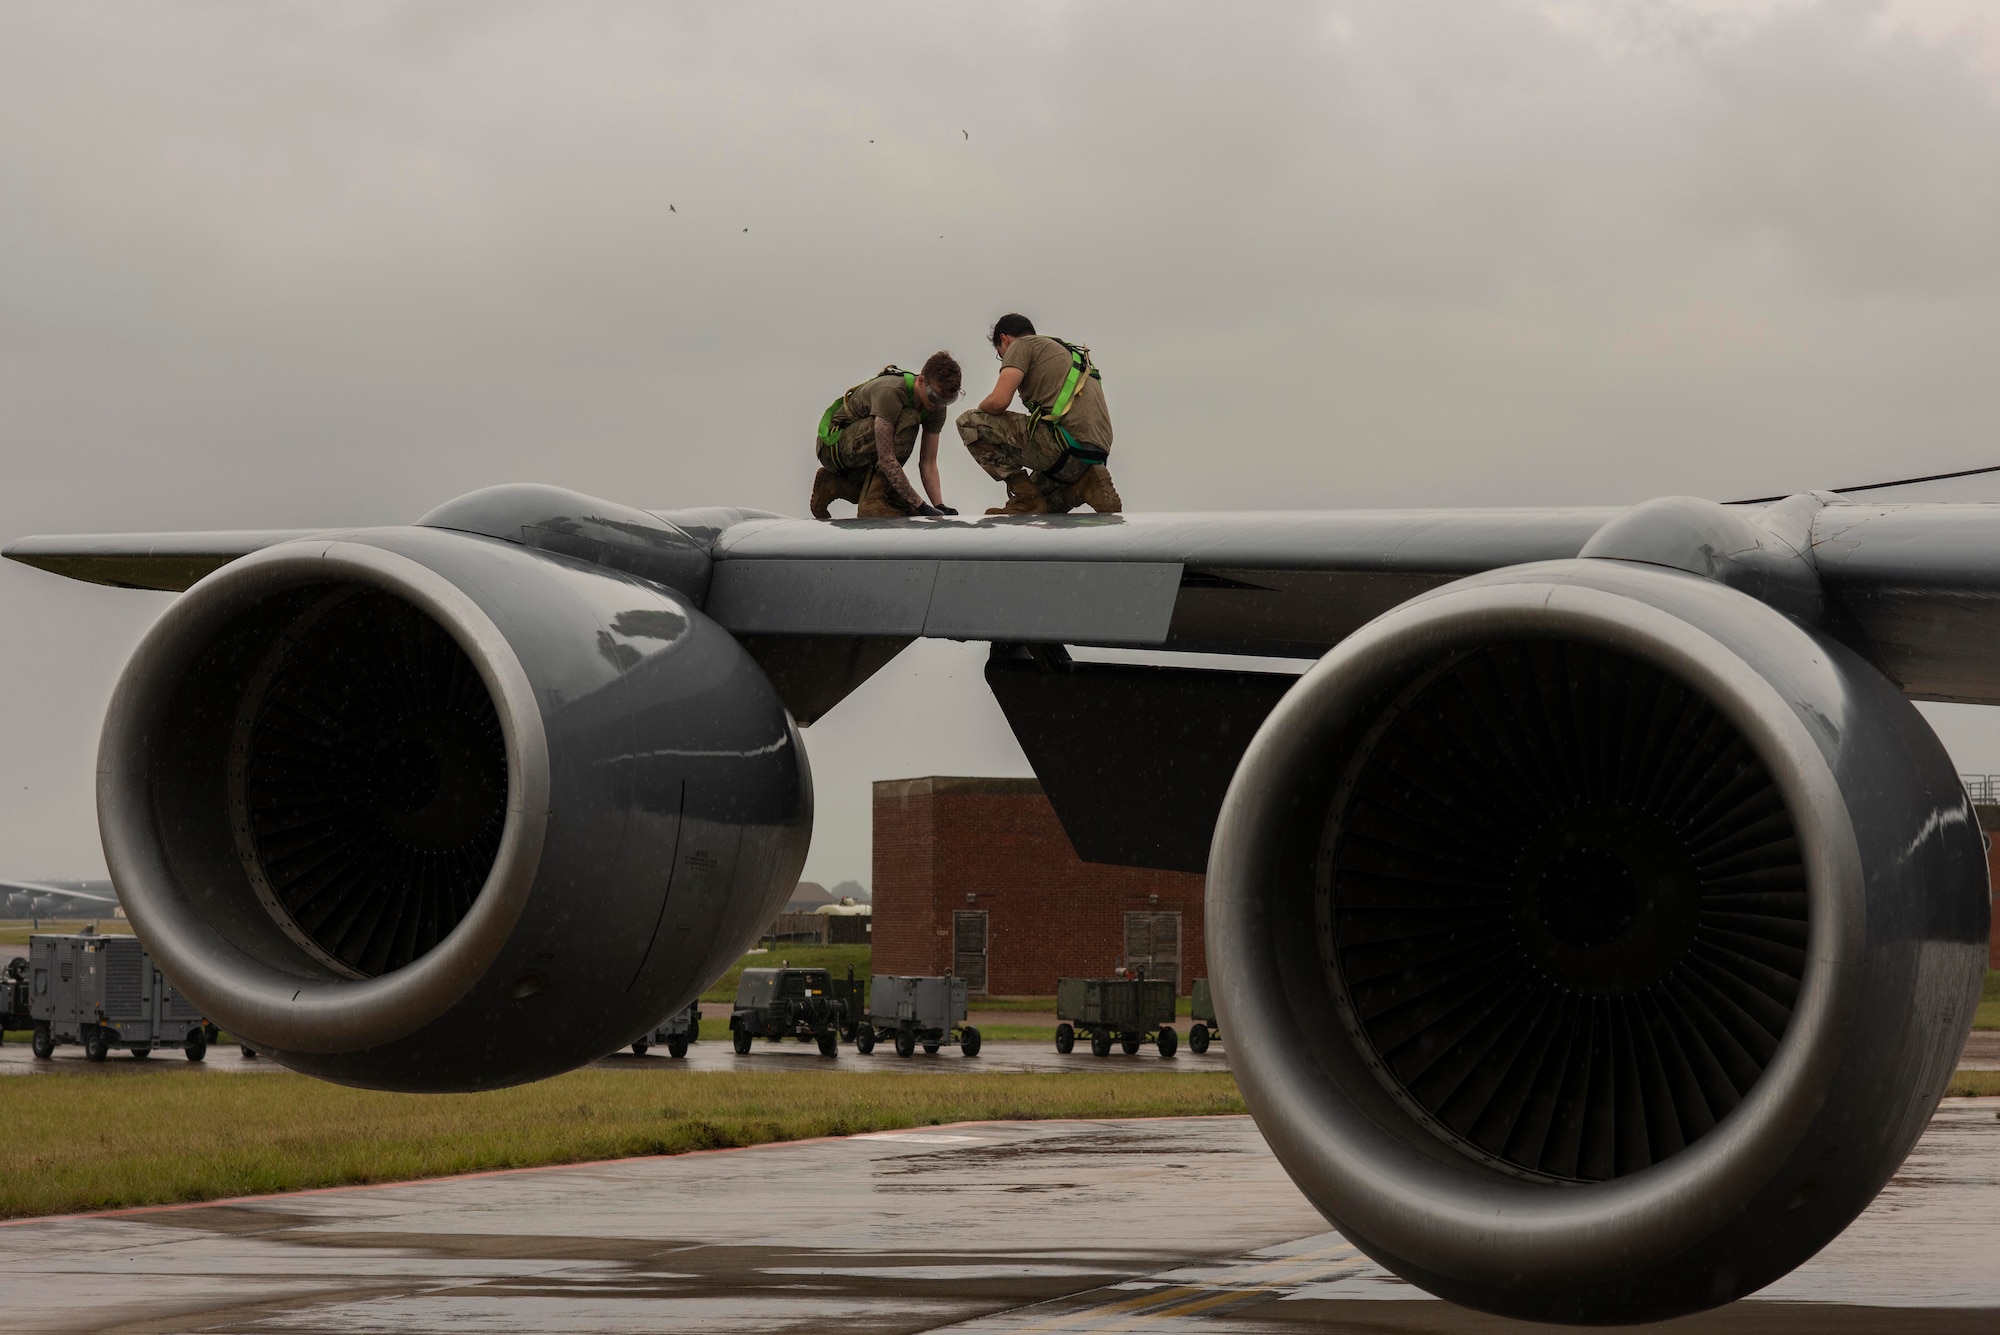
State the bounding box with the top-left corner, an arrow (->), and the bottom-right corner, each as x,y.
27,932 -> 214,1061
858,975 -> 980,1057
1055,976 -> 1178,1057
633,1002 -> 700,1058
1188,978 -> 1221,1054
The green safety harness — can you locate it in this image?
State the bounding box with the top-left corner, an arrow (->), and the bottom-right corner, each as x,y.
1023,339 -> 1108,469
817,367 -> 919,471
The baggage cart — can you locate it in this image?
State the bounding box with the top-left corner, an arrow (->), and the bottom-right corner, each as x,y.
1055,974 -> 1179,1057
728,967 -> 849,1057
858,975 -> 979,1057
631,1002 -> 701,1058
27,933 -> 214,1061
1189,977 -> 1220,1053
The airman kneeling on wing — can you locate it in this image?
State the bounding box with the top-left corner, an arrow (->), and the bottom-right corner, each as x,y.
957,313 -> 1122,516
810,352 -> 962,519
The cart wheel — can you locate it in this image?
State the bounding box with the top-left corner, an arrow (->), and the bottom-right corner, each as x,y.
184,1030 -> 208,1063
960,1026 -> 982,1058
31,1025 -> 54,1060
732,1029 -> 753,1055
923,1042 -> 940,1055
131,1045 -> 151,1060
1055,1023 -> 1075,1054
818,1032 -> 839,1057
1188,1023 -> 1210,1054
631,1040 -> 650,1056
667,1035 -> 689,1059
856,1024 -> 876,1055
1121,1034 -> 1142,1055
895,1028 -> 917,1058
1156,1026 -> 1178,1059
239,1044 -> 259,1060
84,1028 -> 110,1062
1090,1029 -> 1112,1058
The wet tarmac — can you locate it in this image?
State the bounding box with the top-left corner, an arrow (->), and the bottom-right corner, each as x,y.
1,1101 -> 1995,1333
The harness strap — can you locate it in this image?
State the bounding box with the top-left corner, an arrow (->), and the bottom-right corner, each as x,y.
818,367 -> 917,470
1023,338 -> 1102,447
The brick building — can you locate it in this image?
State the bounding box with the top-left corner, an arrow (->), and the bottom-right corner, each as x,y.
872,777 -> 1206,996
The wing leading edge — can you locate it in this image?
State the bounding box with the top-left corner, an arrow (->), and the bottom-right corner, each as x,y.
11,490 -> 2000,701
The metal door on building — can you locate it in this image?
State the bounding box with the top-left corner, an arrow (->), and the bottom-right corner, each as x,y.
953,910 -> 989,995
1123,911 -> 1181,991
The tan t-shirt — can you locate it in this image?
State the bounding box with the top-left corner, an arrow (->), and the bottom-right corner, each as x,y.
1002,335 -> 1113,451
833,370 -> 946,459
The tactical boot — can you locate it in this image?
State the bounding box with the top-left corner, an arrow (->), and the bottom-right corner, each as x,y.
809,467 -> 852,520
1057,466 -> 1123,514
984,470 -> 1052,516
857,470 -> 916,519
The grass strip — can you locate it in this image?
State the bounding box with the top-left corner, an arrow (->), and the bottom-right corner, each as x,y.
1977,969 -> 2000,1031
1947,1070 -> 2000,1097
0,1069 -> 1243,1221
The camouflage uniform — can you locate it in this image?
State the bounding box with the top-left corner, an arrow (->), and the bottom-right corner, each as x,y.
955,409 -> 1087,485
957,334 -> 1120,515
811,369 -> 944,518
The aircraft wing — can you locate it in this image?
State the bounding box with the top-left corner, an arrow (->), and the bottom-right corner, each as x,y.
11,495 -> 2000,699
0,879 -> 119,907
3,530 -> 335,592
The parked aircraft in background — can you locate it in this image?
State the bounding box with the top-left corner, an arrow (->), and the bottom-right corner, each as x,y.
0,879 -> 119,927
5,482 -> 1990,1324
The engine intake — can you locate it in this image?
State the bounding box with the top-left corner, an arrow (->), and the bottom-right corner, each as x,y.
100,526 -> 809,1089
1210,558 -> 1987,1323
1324,638 -> 1808,1185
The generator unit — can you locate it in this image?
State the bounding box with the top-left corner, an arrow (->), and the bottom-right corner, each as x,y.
28,933 -> 212,1061
1056,975 -> 1178,1057
728,967 -> 847,1056
632,1002 -> 700,1059
859,975 -> 980,1057
1188,978 -> 1220,1054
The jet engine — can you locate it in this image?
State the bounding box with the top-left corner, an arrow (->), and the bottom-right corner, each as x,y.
97,521 -> 810,1090
1208,555 -> 1989,1324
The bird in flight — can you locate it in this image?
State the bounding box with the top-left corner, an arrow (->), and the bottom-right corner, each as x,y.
962,129 -> 968,139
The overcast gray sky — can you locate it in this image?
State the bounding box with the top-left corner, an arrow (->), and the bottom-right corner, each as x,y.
8,0 -> 2000,888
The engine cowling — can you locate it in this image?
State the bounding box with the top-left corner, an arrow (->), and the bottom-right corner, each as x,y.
1209,557 -> 1988,1323
99,524 -> 809,1090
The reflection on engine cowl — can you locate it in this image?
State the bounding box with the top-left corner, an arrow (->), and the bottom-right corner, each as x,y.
99,525 -> 810,1091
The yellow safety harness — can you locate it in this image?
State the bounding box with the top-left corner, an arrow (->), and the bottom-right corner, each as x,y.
1023,339 -> 1107,468
817,367 -> 919,471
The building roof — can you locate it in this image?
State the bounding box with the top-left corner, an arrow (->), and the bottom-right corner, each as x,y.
784,881 -> 835,909
873,776 -> 1046,798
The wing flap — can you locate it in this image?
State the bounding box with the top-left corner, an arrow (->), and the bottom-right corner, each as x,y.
705,557 -> 1182,645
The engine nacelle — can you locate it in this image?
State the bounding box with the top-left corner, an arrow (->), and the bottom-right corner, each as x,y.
1209,557 -> 1988,1323
99,525 -> 809,1090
